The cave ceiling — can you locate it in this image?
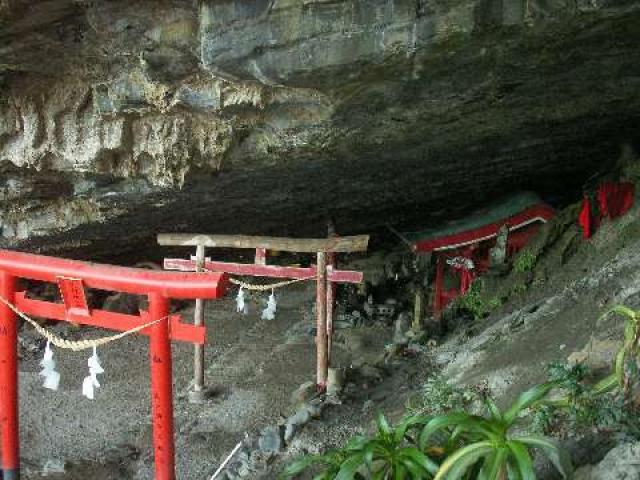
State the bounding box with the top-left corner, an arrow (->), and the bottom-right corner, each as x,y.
0,0 -> 638,260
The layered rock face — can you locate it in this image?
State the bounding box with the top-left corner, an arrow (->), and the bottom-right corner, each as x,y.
0,0 -> 638,258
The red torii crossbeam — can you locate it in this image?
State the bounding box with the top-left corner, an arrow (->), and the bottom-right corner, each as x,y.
158,232 -> 368,391
0,250 -> 228,480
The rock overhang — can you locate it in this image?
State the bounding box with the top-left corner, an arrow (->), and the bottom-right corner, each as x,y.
0,0 -> 637,256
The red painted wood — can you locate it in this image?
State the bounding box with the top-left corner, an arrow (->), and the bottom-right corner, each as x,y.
0,250 -> 228,480
148,293 -> 175,480
164,259 -> 363,284
326,253 -> 336,360
254,248 -> 267,265
326,265 -> 362,284
413,204 -> 555,252
14,293 -> 206,344
56,276 -> 90,319
0,272 -> 19,476
0,250 -> 228,299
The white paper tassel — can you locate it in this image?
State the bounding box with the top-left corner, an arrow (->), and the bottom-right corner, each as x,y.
39,341 -> 61,391
236,286 -> 248,315
82,347 -> 104,400
261,290 -> 277,321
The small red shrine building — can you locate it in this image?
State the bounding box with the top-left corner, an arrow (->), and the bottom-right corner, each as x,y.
405,192 -> 555,318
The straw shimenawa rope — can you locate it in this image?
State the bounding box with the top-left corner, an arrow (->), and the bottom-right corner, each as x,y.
0,295 -> 168,351
227,276 -> 315,292
0,270 -> 313,349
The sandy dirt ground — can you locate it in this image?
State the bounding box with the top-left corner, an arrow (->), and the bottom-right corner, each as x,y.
16,279 -> 395,480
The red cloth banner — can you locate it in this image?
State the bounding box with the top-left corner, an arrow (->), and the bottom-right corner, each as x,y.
578,182 -> 634,240
578,195 -> 592,239
598,182 -> 635,220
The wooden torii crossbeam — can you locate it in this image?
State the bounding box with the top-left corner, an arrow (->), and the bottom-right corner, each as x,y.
158,233 -> 369,393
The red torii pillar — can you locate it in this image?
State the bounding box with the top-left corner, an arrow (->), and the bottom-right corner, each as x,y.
0,250 -> 227,480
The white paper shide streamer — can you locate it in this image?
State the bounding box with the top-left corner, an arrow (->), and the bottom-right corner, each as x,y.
82,346 -> 105,400
39,340 -> 61,391
236,286 -> 248,315
261,290 -> 277,321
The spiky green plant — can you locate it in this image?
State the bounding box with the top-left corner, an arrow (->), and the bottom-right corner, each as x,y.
281,448 -> 353,480
604,305 -> 640,395
282,413 -> 438,480
418,383 -> 572,480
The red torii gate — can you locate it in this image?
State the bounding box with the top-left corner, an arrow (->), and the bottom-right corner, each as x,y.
0,250 -> 227,480
158,233 -> 368,391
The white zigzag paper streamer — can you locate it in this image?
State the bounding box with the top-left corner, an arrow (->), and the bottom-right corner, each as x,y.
261,290 -> 277,321
82,346 -> 104,400
39,340 -> 60,391
236,286 -> 248,315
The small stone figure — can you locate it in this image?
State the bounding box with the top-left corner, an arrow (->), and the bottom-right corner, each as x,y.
490,224 -> 509,268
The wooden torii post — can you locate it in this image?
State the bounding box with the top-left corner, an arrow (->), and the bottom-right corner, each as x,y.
158,232 -> 369,393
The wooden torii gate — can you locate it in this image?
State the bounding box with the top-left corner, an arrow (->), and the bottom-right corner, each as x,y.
158,232 -> 369,395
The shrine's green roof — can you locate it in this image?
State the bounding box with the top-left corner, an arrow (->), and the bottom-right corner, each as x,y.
404,192 -> 545,244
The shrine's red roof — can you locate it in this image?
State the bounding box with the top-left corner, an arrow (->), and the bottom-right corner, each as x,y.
406,192 -> 555,253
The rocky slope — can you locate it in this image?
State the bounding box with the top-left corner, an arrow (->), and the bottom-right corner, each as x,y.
260,175 -> 640,479
0,0 -> 639,257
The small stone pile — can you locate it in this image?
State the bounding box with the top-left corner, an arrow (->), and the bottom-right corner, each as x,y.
220,383 -> 329,479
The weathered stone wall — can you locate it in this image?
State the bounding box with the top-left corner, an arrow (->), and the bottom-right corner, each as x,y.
0,0 -> 638,253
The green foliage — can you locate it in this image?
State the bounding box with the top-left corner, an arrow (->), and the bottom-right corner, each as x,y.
281,449 -> 350,479
458,282 -> 485,320
603,306 -> 640,394
487,297 -> 503,311
534,362 -> 608,433
533,304 -> 640,438
533,361 -> 640,437
284,384 -> 570,480
281,413 -> 438,480
458,282 -> 501,320
407,375 -> 490,417
418,383 -> 572,480
513,249 -> 537,273
511,283 -> 528,296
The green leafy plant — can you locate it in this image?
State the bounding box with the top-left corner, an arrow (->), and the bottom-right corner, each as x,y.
533,359 -> 640,437
408,375 -> 490,417
282,413 -> 438,479
534,362 -> 619,433
604,305 -> 640,396
529,306 -> 640,438
458,282 -> 500,320
511,283 -> 528,296
513,249 -> 537,273
281,448 -> 351,480
487,297 -> 503,311
418,383 -> 572,480
284,383 -> 571,480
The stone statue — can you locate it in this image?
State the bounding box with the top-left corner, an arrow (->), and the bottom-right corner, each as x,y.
490,225 -> 509,268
